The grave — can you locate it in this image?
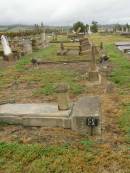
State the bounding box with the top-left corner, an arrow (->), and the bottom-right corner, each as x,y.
115,42 -> 130,54
32,38 -> 40,51
0,96 -> 102,136
57,38 -> 91,56
41,33 -> 49,48
67,27 -> 85,42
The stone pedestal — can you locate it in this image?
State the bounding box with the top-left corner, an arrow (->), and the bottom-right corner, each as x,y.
71,96 -> 102,135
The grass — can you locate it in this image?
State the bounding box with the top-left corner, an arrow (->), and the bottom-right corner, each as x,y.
0,142 -> 129,173
0,142 -> 95,173
119,103 -> 130,143
15,43 -> 89,71
32,70 -> 85,96
1,34 -> 130,172
101,43 -> 130,144
0,43 -> 86,97
105,44 -> 130,87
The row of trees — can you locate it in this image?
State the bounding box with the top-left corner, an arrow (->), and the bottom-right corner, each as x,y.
72,21 -> 98,33
114,23 -> 130,32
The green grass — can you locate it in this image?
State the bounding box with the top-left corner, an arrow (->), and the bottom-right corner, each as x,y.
15,43 -> 89,72
0,141 -> 129,173
105,44 -> 130,87
31,70 -> 85,96
1,34 -> 130,172
105,44 -> 130,142
0,142 -> 96,173
119,103 -> 130,143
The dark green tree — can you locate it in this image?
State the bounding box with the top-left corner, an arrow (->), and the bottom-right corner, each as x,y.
126,23 -> 130,30
72,21 -> 86,33
91,21 -> 98,33
86,24 -> 89,33
114,24 -> 122,32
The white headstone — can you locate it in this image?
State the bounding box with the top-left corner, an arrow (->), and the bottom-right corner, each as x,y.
41,33 -> 46,42
88,25 -> 92,35
1,35 -> 12,56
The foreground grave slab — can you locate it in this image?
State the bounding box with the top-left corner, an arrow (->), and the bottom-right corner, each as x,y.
0,96 -> 102,135
0,103 -> 71,128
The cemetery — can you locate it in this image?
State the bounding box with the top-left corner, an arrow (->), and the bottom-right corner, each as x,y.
0,22 -> 130,172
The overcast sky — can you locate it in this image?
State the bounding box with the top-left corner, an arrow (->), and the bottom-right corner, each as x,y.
0,0 -> 130,25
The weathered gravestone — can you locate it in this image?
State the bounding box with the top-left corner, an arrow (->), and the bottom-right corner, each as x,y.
32,36 -> 43,51
88,45 -> 101,83
22,39 -> 32,55
71,96 -> 102,135
41,33 -> 49,48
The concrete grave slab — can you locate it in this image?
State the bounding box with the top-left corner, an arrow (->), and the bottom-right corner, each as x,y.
0,97 -> 102,136
115,42 -> 130,54
115,42 -> 130,46
0,103 -> 71,128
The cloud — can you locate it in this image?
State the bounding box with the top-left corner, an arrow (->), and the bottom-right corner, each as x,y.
0,0 -> 130,25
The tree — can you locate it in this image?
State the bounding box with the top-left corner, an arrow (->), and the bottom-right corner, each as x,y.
72,21 -> 86,33
86,24 -> 89,33
91,21 -> 98,33
114,24 -> 122,32
126,23 -> 130,31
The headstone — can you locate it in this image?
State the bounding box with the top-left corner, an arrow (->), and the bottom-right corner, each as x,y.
41,33 -> 46,47
88,25 -> 92,35
41,32 -> 49,48
23,39 -> 32,54
52,32 -> 57,41
32,38 -> 41,50
88,45 -> 100,82
71,96 -> 102,135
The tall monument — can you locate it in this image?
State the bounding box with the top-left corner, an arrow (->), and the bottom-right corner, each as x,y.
1,35 -> 12,56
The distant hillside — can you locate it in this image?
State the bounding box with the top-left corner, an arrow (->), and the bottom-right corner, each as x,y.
0,25 -> 33,32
